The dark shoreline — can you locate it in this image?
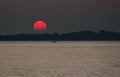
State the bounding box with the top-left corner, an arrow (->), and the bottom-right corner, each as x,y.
0,30 -> 120,41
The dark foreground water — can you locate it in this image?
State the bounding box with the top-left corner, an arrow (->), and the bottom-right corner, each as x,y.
0,41 -> 120,77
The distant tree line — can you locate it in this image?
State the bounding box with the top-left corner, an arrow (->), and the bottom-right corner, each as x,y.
0,30 -> 120,41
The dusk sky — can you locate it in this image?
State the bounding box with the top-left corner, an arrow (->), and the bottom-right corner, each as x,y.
0,0 -> 120,34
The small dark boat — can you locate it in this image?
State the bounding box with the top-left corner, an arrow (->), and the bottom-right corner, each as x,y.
51,40 -> 56,43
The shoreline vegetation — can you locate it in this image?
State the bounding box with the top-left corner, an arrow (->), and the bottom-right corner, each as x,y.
0,30 -> 120,41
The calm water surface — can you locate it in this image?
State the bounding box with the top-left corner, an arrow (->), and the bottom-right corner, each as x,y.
0,41 -> 120,77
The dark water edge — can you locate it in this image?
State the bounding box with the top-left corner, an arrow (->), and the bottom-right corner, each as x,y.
0,30 -> 120,41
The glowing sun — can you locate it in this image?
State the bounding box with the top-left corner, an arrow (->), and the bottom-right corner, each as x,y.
33,20 -> 47,31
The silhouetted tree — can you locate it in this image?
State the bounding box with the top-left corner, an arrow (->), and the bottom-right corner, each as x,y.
0,30 -> 120,41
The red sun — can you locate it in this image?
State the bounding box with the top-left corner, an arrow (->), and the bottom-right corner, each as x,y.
33,20 -> 47,31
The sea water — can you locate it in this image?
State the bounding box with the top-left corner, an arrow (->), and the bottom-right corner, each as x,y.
0,41 -> 120,77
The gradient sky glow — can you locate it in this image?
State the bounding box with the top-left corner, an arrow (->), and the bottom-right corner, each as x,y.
0,0 -> 120,34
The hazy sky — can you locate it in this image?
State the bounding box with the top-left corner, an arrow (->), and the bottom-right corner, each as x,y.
0,0 -> 120,34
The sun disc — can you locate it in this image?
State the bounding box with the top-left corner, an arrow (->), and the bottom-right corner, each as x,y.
33,20 -> 47,31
